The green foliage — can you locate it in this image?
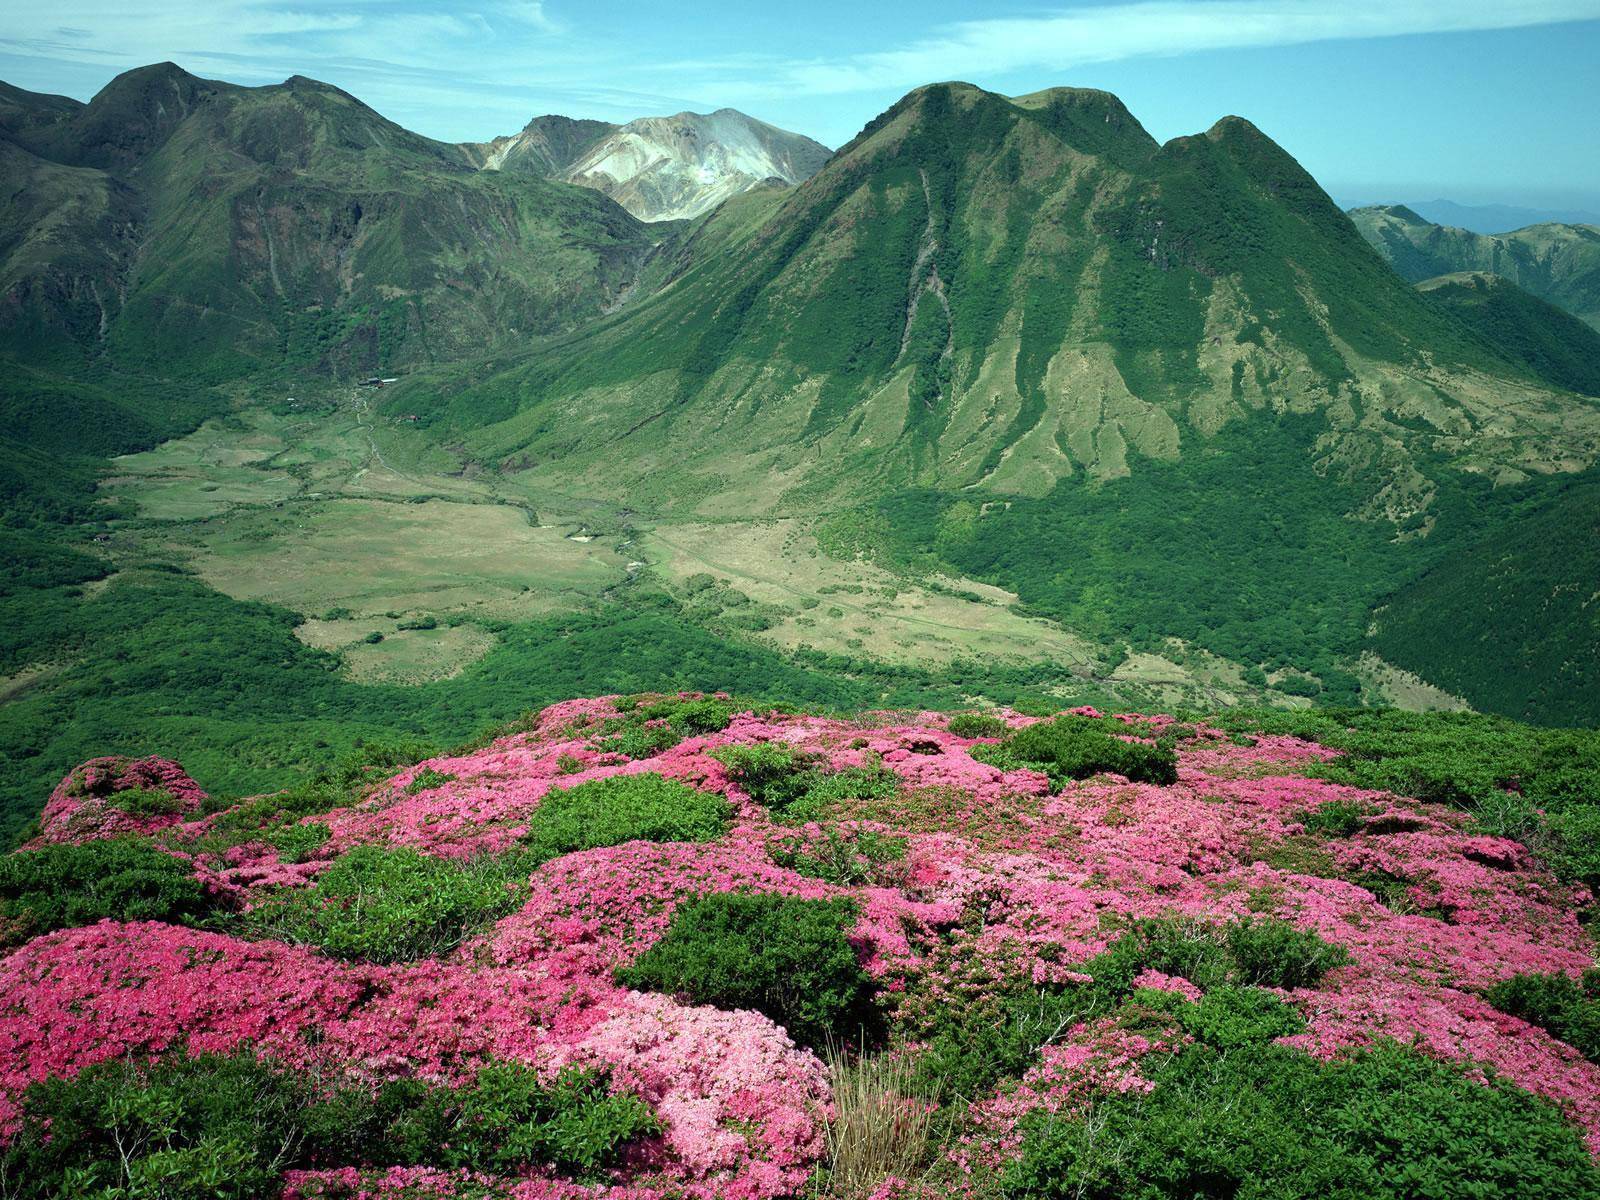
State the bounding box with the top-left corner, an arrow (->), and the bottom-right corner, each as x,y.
1,1049 -> 657,1197
594,694 -> 741,759
972,715 -> 1178,788
1485,970 -> 1600,1064
233,845 -> 526,962
768,826 -> 908,886
1003,1041 -> 1600,1199
1299,799 -> 1374,837
521,772 -> 732,863
910,916 -> 1344,1102
404,766 -> 456,795
1419,272 -> 1600,397
1177,985 -> 1305,1048
615,891 -> 878,1050
103,786 -> 187,817
710,742 -> 902,818
0,838 -> 214,944
946,712 -> 1009,738
1203,707 -> 1600,889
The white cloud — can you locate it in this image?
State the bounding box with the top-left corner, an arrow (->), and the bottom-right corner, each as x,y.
695,0 -> 1600,96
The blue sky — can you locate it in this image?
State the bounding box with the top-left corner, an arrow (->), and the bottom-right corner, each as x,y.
3,1 -> 1598,209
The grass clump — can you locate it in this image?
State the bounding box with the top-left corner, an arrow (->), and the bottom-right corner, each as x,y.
822,1046 -> 940,1198
972,716 -> 1178,788
233,845 -> 526,962
1,1050 -> 658,1197
616,891 -> 878,1051
1003,1041 -> 1600,1199
0,838 -> 215,944
1485,969 -> 1600,1064
521,772 -> 732,863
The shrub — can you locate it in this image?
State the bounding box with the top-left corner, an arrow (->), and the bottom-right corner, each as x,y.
522,773 -> 731,863
103,786 -> 188,817
972,716 -> 1178,788
404,766 -> 456,795
615,891 -> 878,1050
769,826 -> 907,886
947,712 -> 1009,739
1,1050 -> 658,1196
262,821 -> 331,864
234,845 -> 526,962
1178,985 -> 1305,1048
0,838 -> 214,943
711,743 -> 900,817
1485,969 -> 1600,1063
1003,1042 -> 1600,1199
1090,916 -> 1349,993
1299,799 -> 1373,837
595,695 -> 740,759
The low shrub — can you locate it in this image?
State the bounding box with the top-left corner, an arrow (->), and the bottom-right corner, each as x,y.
1003,1041 -> 1600,1199
103,786 -> 188,817
1485,969 -> 1600,1063
1091,915 -> 1350,992
403,766 -> 456,795
233,845 -> 526,962
711,743 -> 900,818
947,712 -> 1009,739
522,772 -> 731,863
1299,799 -> 1373,837
1,1050 -> 658,1196
769,826 -> 908,887
595,695 -> 741,759
0,838 -> 214,944
1177,985 -> 1305,1048
615,891 -> 878,1050
972,716 -> 1178,788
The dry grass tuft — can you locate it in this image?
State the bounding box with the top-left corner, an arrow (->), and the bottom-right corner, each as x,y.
822,1045 -> 940,1197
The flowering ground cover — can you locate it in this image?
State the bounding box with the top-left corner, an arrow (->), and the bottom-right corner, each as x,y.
1,695 -> 1597,1198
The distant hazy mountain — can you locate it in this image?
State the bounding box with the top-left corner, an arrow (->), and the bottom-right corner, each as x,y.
471,109 -> 831,222
1350,204 -> 1600,330
1389,198 -> 1600,235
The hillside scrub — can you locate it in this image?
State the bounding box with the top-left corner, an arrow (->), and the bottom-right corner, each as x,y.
972,713 -> 1179,786
1,695 -> 1597,1198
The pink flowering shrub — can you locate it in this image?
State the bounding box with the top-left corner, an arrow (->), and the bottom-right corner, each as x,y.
31,756 -> 207,845
3,694 -> 1598,1197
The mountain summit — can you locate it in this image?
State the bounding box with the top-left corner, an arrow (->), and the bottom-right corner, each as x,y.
472,108 -> 831,221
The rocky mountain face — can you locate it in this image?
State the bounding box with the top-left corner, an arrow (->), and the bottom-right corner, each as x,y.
1351,204 -> 1600,330
472,108 -> 832,222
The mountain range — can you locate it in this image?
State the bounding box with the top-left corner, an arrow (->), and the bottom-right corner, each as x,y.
3,63 -> 1600,839
1350,204 -> 1600,330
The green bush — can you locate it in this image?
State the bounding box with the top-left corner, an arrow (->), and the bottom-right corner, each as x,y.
1178,985 -> 1305,1048
403,766 -> 456,794
615,891 -> 877,1050
233,845 -> 526,962
972,716 -> 1178,788
768,826 -> 907,886
1299,800 -> 1372,837
1092,916 -> 1350,992
522,772 -> 732,863
710,743 -> 900,817
103,786 -> 188,817
1,1050 -> 658,1196
1003,1041 -> 1600,1199
0,838 -> 214,943
595,695 -> 741,759
947,712 -> 1009,738
1486,969 -> 1600,1064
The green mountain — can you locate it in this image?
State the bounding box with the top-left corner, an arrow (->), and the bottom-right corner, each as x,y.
460,113 -> 617,175
0,63 -> 662,383
379,82 -> 1600,714
1350,204 -> 1600,330
1418,272 -> 1600,397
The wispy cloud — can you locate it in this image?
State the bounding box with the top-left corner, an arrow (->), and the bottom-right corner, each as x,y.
694,0 -> 1600,97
